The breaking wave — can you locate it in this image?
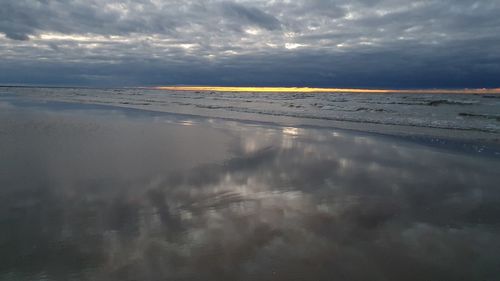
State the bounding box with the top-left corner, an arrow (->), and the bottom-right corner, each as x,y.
2,87 -> 500,135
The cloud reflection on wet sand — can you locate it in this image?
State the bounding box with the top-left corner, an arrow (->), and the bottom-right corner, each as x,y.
0,104 -> 499,281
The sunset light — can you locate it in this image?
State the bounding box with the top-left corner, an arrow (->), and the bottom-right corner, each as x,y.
155,86 -> 500,94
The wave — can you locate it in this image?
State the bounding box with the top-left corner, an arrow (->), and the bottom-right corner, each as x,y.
183,103 -> 500,133
3,88 -> 500,135
426,100 -> 478,106
459,113 -> 500,121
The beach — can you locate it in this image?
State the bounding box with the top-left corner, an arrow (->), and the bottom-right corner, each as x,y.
1,89 -> 500,280
4,86 -> 500,141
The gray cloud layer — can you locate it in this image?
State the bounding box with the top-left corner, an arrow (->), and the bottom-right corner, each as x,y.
1,0 -> 499,87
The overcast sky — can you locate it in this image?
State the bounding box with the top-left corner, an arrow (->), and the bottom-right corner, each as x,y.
1,0 -> 499,88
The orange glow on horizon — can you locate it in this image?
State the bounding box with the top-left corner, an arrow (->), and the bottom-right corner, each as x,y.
154,86 -> 500,94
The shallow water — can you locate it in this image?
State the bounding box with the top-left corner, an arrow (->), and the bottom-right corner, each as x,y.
0,98 -> 500,281
3,87 -> 500,138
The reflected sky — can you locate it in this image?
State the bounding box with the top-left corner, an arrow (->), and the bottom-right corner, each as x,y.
0,101 -> 499,281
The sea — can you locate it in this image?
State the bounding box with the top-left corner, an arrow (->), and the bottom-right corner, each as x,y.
0,87 -> 499,280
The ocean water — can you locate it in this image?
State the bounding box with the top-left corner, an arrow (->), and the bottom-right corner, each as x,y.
0,89 -> 500,280
2,87 -> 500,139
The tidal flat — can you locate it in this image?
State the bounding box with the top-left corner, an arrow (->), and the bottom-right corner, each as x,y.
0,96 -> 499,281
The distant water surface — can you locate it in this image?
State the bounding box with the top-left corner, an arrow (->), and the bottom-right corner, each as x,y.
0,94 -> 499,280
2,87 -> 500,140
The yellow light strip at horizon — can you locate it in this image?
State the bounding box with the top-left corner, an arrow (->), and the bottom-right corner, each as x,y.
154,86 -> 500,94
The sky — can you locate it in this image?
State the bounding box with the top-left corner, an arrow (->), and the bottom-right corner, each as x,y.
1,0 -> 500,88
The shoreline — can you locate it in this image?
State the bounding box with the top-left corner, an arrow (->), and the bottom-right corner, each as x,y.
2,87 -> 500,141
2,94 -> 500,158
2,91 -> 500,280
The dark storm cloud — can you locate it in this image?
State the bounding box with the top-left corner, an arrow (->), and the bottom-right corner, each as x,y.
0,0 -> 183,39
221,2 -> 281,31
0,0 -> 499,87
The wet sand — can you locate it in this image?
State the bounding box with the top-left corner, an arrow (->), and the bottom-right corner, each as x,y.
1,98 -> 500,281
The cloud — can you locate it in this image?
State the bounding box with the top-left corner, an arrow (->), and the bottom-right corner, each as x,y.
221,2 -> 281,31
0,0 -> 499,87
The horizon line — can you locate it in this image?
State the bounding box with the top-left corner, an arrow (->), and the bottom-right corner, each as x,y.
154,86 -> 500,94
